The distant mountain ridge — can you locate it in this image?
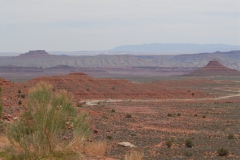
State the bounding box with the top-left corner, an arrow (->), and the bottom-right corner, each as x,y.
112,43 -> 240,53
0,50 -> 240,70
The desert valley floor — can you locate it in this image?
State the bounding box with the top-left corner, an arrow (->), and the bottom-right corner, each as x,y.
0,73 -> 240,160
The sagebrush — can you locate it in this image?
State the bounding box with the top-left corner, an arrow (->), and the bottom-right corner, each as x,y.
7,82 -> 92,158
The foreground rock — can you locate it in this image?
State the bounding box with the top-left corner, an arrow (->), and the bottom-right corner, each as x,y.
118,142 -> 136,148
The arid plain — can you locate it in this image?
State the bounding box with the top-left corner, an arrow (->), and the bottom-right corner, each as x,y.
0,51 -> 240,159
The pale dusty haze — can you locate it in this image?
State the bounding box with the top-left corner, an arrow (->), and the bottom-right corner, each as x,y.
0,0 -> 239,52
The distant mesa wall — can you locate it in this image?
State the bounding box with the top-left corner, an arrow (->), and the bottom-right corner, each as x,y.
186,60 -> 240,76
0,66 -> 44,72
19,50 -> 50,57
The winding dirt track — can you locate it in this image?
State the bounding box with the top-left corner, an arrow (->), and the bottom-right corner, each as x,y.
86,90 -> 240,106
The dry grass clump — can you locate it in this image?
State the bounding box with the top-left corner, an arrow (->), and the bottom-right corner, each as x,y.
0,135 -> 10,148
6,82 -> 92,159
125,150 -> 143,160
84,141 -> 107,157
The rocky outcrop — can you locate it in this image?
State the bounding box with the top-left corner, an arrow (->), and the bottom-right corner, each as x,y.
186,60 -> 240,76
0,78 -> 12,86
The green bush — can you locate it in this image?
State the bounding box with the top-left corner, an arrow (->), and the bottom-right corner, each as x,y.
166,139 -> 173,148
217,148 -> 229,156
7,82 -> 92,158
106,135 -> 113,140
227,133 -> 234,139
126,114 -> 132,118
102,115 -> 108,119
20,94 -> 25,99
18,100 -> 22,105
185,138 -> 193,148
167,113 -> 172,117
77,102 -> 83,108
184,151 -> 192,157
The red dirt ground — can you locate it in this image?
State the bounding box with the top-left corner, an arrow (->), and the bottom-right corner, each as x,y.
1,73 -> 240,159
0,73 -> 211,107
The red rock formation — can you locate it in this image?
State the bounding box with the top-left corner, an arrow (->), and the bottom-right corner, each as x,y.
0,78 -> 12,86
27,72 -> 209,100
186,60 -> 240,76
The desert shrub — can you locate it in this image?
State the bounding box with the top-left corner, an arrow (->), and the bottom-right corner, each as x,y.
111,109 -> 116,113
20,94 -> 25,98
77,102 -> 83,108
131,133 -> 137,136
125,150 -> 143,160
202,115 -> 206,118
227,133 -> 234,139
217,147 -> 229,156
102,115 -> 108,119
177,113 -> 181,116
184,151 -> 192,157
166,139 -> 173,148
167,113 -> 172,117
18,100 -> 22,105
185,138 -> 193,148
106,135 -> 113,140
18,90 -> 21,94
126,114 -> 132,118
194,114 -> 197,117
7,82 -> 92,158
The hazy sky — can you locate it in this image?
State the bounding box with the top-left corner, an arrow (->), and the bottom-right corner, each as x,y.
0,0 -> 239,52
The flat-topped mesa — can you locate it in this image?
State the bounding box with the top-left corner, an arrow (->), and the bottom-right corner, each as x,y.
186,60 -> 240,76
19,50 -> 50,57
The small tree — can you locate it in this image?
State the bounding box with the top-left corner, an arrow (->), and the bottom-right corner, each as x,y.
7,82 -> 92,158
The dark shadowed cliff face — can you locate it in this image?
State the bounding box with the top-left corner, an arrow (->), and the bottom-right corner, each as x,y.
186,60 -> 240,76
